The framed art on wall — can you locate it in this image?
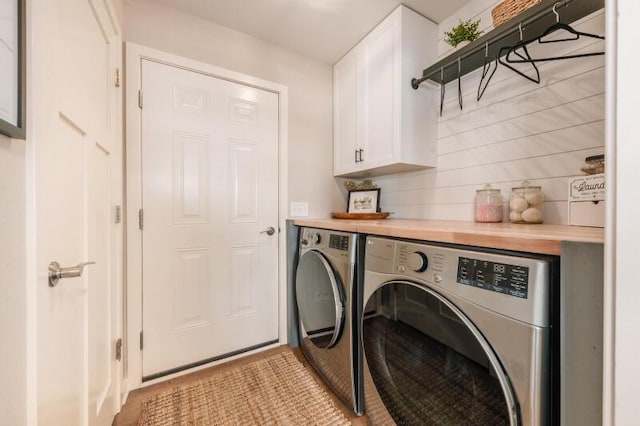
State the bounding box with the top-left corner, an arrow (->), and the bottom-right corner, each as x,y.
0,0 -> 26,139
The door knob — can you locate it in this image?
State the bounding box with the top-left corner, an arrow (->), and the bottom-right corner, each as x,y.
48,261 -> 96,287
260,226 -> 276,236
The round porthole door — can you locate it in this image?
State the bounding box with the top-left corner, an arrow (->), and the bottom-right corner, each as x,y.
362,281 -> 519,426
295,250 -> 345,349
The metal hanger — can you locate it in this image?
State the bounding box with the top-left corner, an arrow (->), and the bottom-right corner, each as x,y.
457,57 -> 463,110
439,66 -> 445,117
506,2 -> 604,63
477,42 -> 498,101
499,23 -> 541,84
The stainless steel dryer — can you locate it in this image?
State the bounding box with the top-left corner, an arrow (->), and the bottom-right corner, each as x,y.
361,236 -> 556,425
295,227 -> 360,414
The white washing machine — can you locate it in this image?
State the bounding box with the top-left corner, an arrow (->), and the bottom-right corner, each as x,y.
361,236 -> 557,425
295,227 -> 361,414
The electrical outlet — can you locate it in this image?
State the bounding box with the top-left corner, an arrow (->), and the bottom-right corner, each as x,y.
290,202 -> 309,217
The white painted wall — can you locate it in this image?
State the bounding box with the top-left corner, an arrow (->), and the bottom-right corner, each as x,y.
0,135 -> 26,425
375,9 -> 605,225
123,0 -> 343,218
0,1 -> 30,423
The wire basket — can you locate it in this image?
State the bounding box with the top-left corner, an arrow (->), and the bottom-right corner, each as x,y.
491,0 -> 543,28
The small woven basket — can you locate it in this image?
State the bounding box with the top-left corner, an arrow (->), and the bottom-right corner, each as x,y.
491,0 -> 543,28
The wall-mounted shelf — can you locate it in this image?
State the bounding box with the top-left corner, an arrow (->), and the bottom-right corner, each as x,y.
411,0 -> 605,89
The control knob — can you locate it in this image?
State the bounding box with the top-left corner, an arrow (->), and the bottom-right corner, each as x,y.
408,251 -> 428,273
311,233 -> 322,245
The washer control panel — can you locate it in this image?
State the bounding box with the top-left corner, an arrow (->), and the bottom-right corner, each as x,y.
366,236 -> 550,327
457,257 -> 529,299
397,244 -> 445,276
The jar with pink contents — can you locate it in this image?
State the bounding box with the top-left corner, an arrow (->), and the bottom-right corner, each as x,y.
474,184 -> 503,223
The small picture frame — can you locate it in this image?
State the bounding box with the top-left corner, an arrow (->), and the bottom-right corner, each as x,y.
347,188 -> 381,214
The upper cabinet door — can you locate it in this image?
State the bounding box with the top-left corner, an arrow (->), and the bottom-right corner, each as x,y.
333,6 -> 438,178
361,15 -> 397,170
333,48 -> 360,176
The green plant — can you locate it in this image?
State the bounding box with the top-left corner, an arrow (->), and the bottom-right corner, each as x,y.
444,19 -> 483,47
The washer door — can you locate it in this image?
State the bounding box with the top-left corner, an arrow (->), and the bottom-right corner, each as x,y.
295,250 -> 345,349
363,281 -> 519,426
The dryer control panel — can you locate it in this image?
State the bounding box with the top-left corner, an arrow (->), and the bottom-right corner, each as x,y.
299,227 -> 356,262
329,234 -> 350,251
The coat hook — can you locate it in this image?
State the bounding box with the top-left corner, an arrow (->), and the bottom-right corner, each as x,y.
457,57 -> 463,111
518,23 -> 523,41
552,2 -> 561,22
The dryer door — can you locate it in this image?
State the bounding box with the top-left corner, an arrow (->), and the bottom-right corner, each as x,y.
362,281 -> 520,426
295,250 -> 345,349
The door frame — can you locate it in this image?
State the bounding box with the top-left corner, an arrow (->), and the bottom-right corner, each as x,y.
124,42 -> 289,394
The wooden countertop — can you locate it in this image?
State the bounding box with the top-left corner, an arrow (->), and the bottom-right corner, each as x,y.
292,219 -> 604,255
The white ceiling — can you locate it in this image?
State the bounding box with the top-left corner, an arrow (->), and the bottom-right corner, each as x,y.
136,0 -> 471,64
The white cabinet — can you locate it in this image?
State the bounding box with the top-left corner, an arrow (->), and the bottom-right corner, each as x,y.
334,48 -> 360,175
333,5 -> 438,178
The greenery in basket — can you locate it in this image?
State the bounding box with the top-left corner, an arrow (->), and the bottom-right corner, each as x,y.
444,18 -> 483,47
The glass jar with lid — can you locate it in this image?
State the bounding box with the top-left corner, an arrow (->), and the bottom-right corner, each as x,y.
580,154 -> 605,175
509,180 -> 543,224
474,184 -> 503,223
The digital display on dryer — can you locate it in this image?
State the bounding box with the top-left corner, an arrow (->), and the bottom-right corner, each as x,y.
456,257 -> 529,299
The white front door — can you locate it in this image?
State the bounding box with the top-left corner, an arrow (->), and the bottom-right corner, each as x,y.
32,0 -> 121,424
140,59 -> 279,378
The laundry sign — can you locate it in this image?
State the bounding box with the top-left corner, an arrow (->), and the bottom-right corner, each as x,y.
568,173 -> 605,202
568,173 -> 605,227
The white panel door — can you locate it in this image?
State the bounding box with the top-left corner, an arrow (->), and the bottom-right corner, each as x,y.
32,0 -> 121,425
141,60 -> 279,378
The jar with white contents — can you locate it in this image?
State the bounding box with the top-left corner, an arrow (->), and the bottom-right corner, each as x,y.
509,181 -> 544,224
474,184 -> 503,223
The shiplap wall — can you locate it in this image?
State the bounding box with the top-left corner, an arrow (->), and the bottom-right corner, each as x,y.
375,7 -> 605,224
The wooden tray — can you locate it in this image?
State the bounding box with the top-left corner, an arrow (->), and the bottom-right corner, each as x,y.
331,212 -> 390,220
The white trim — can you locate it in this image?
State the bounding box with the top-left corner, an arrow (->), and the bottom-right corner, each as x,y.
602,0 -> 616,424
124,42 -> 289,395
25,0 -> 37,419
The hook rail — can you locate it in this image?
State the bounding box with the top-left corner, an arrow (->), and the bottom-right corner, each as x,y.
411,0 -> 602,89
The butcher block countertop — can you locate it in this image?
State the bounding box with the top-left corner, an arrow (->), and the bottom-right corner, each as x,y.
292,219 -> 604,256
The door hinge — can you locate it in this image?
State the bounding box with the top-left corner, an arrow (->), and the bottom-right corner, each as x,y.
138,208 -> 144,230
138,89 -> 143,108
140,331 -> 144,350
115,205 -> 122,224
115,338 -> 123,361
115,68 -> 121,87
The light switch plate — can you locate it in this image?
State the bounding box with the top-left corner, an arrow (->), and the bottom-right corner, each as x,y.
290,202 -> 309,217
